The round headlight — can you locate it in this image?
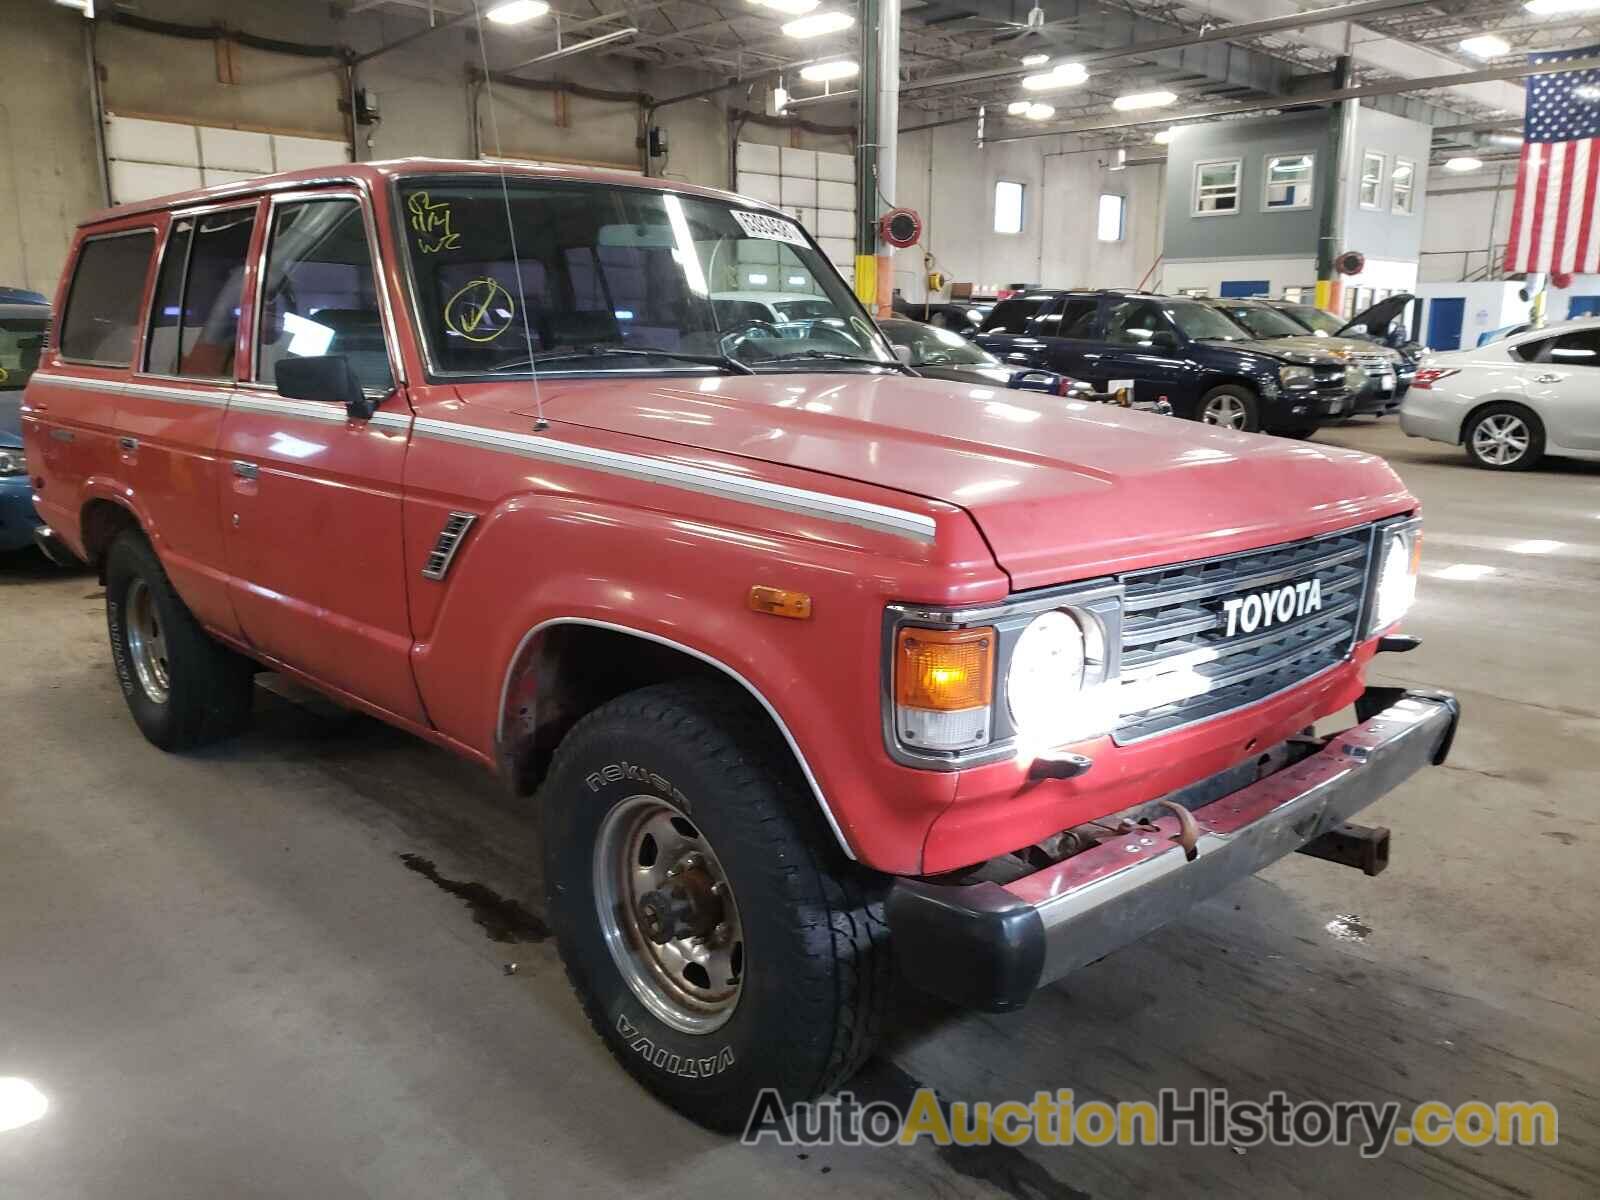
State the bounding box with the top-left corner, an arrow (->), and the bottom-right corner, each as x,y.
1007,610 -> 1085,739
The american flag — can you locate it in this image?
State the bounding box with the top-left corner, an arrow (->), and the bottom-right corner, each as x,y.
1506,47 -> 1600,273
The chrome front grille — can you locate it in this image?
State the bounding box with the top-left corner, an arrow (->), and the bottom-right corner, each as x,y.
1354,353 -> 1394,377
1114,526 -> 1375,742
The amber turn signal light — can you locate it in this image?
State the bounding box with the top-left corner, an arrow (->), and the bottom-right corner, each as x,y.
749,586 -> 812,619
894,626 -> 995,712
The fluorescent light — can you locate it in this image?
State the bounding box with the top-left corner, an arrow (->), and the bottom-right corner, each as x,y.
485,0 -> 549,24
1026,103 -> 1055,120
1459,34 -> 1509,58
782,9 -> 854,37
0,1078 -> 48,1134
1444,156 -> 1483,172
1525,0 -> 1600,13
1486,132 -> 1524,147
749,0 -> 820,14
1020,53 -> 1051,66
799,59 -> 859,81
1153,127 -> 1176,144
1022,62 -> 1088,91
1113,89 -> 1177,111
1007,100 -> 1031,115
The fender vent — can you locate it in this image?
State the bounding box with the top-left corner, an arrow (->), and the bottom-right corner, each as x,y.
421,511 -> 478,581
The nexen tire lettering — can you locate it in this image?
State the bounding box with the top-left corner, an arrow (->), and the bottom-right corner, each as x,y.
585,761 -> 691,809
1221,578 -> 1323,637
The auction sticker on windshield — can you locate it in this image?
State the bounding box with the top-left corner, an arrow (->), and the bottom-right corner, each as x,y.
731,210 -> 809,247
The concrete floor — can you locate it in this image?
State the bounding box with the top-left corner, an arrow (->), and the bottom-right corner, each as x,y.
0,420 -> 1596,1199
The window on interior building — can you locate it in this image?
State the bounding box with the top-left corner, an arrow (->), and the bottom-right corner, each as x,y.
1360,150 -> 1387,209
1263,153 -> 1314,209
1096,193 -> 1126,241
1193,159 -> 1241,215
994,180 -> 1025,234
1391,157 -> 1416,215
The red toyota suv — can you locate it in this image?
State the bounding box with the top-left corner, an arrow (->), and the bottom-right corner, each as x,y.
23,160 -> 1457,1130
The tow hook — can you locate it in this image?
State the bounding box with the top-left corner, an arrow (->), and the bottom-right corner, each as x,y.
1158,799 -> 1200,861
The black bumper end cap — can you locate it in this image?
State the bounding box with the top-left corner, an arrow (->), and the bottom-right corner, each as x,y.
886,878 -> 1044,1013
1377,633 -> 1421,654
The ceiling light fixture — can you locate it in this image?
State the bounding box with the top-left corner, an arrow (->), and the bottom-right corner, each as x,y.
1026,103 -> 1056,120
799,59 -> 859,81
1008,100 -> 1032,115
782,10 -> 855,37
1153,127 -> 1176,144
1113,89 -> 1177,111
1021,62 -> 1089,91
1525,0 -> 1600,13
1459,34 -> 1510,58
1020,53 -> 1051,66
485,0 -> 550,24
749,0 -> 820,14
1443,155 -> 1484,171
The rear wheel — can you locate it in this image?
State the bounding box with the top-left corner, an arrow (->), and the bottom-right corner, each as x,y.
1464,403 -> 1544,470
1198,385 -> 1260,432
542,680 -> 890,1131
105,531 -> 254,750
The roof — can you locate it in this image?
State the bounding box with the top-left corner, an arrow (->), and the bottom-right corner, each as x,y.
80,157 -> 779,228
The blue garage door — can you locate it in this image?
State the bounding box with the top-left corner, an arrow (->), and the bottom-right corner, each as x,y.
1219,279 -> 1270,298
1568,295 -> 1600,318
1425,297 -> 1465,351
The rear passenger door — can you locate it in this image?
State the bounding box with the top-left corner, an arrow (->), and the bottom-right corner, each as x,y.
217,190 -> 423,724
1032,295 -> 1104,380
120,204 -> 259,637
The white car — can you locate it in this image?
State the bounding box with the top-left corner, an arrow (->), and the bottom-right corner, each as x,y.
1399,319 -> 1600,470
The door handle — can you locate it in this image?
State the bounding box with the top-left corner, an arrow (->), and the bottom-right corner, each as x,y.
232,460 -> 259,480
1535,373 -> 1563,383
118,436 -> 138,452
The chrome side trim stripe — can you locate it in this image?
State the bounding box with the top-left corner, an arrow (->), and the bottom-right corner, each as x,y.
411,416 -> 938,544
30,373 -> 414,432
230,393 -> 346,424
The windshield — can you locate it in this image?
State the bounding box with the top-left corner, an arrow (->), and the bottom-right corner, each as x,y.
399,179 -> 893,376
0,316 -> 48,391
1213,303 -> 1307,340
1166,301 -> 1253,342
1280,304 -> 1345,336
880,320 -> 998,367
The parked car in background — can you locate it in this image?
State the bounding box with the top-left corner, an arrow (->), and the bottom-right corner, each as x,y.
975,289 -> 1360,436
1,299 -> 50,554
0,286 -> 49,305
1268,294 -> 1421,393
890,294 -> 994,333
1204,298 -> 1405,415
25,160 -> 1453,1131
880,318 -> 1084,394
1401,318 -> 1600,469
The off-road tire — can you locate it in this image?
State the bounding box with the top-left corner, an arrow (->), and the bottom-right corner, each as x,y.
542,679 -> 891,1131
104,531 -> 254,750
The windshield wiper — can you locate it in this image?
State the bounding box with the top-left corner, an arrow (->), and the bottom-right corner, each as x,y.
765,349 -> 912,373
492,345 -> 754,375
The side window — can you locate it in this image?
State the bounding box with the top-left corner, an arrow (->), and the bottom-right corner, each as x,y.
1513,338 -> 1551,362
1104,300 -> 1168,346
145,218 -> 193,374
58,231 -> 156,366
983,297 -> 1044,333
1031,298 -> 1066,335
257,199 -> 392,392
1059,298 -> 1100,337
1360,151 -> 1386,209
177,207 -> 257,379
1544,329 -> 1600,366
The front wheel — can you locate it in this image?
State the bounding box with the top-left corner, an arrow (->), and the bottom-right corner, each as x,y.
542,681 -> 891,1131
1464,403 -> 1545,470
1198,385 -> 1260,432
1276,424 -> 1319,440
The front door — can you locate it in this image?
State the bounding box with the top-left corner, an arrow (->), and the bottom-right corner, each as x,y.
1094,298 -> 1193,408
216,190 -> 424,724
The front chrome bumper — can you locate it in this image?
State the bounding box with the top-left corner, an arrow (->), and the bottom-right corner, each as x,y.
887,687 -> 1460,1012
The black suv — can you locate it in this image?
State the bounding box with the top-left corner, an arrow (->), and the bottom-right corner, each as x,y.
974,290 -> 1359,435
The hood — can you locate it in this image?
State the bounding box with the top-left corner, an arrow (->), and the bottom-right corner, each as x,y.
1211,339 -> 1342,367
0,395 -> 21,448
1262,334 -> 1395,361
491,373 -> 1412,590
1339,293 -> 1414,339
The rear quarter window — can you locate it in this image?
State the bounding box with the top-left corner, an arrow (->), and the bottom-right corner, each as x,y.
59,230 -> 157,366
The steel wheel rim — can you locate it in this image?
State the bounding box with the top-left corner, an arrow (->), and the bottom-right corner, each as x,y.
124,578 -> 170,704
1203,394 -> 1247,428
1473,413 -> 1530,465
593,795 -> 744,1035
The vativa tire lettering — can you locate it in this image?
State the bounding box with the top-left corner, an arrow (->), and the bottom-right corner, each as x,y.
617,1014 -> 735,1078
1221,578 -> 1323,637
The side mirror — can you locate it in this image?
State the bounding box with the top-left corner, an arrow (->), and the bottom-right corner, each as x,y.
1151,330 -> 1179,351
275,355 -> 375,420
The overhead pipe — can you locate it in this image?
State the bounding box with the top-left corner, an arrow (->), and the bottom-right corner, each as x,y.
501,27 -> 639,72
